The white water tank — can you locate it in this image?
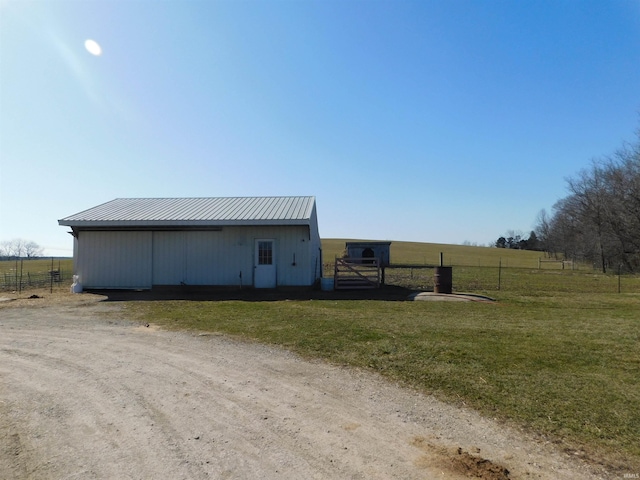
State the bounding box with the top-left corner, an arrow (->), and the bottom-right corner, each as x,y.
71,275 -> 83,293
321,277 -> 334,291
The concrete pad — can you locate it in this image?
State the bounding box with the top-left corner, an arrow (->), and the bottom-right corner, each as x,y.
408,292 -> 495,302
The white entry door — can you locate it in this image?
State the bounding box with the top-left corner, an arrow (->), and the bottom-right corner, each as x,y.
254,239 -> 276,288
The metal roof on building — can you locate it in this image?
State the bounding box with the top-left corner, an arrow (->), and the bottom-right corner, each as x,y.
59,196 -> 317,228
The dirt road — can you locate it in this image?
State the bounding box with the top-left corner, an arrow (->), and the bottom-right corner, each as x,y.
0,295 -> 604,479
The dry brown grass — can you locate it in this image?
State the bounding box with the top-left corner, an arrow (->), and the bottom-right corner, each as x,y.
0,287 -> 106,308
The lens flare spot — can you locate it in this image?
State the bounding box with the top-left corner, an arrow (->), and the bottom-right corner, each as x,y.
84,39 -> 102,56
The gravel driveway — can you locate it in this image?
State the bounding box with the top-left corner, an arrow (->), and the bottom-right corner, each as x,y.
0,294 -> 605,479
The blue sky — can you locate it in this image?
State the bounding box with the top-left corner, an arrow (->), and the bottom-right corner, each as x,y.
1,0 -> 640,256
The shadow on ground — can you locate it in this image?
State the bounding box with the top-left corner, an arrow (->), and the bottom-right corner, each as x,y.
87,285 -> 418,302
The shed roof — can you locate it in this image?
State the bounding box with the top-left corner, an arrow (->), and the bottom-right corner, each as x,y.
59,196 -> 317,228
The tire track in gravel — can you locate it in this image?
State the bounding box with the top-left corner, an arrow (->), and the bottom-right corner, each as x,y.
1,337 -> 209,479
0,301 -> 606,479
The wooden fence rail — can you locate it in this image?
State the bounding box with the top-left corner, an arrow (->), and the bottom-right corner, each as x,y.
334,257 -> 381,289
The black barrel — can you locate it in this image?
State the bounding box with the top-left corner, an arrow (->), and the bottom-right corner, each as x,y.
434,266 -> 452,294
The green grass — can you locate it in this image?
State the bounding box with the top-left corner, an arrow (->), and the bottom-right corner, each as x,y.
0,258 -> 73,274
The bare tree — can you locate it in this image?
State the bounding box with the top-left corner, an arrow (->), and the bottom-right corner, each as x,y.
8,238 -> 26,258
600,148 -> 640,270
0,239 -> 44,259
0,240 -> 10,259
534,209 -> 552,255
24,241 -> 44,258
542,130 -> 640,272
566,163 -> 611,272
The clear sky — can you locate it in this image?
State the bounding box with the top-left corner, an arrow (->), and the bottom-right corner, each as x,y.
2,0 -> 640,256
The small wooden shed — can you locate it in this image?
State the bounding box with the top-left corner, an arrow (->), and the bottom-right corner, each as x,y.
345,241 -> 391,267
58,196 -> 322,290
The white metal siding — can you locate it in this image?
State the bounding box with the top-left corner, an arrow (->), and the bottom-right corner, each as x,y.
242,225 -> 315,287
76,231 -> 152,289
307,203 -> 322,284
148,226 -> 316,287
74,222 -> 320,289
184,230 -> 249,285
152,232 -> 186,285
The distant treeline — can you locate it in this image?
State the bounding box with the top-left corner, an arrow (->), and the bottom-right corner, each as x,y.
0,239 -> 44,259
503,130 -> 640,273
495,231 -> 542,252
